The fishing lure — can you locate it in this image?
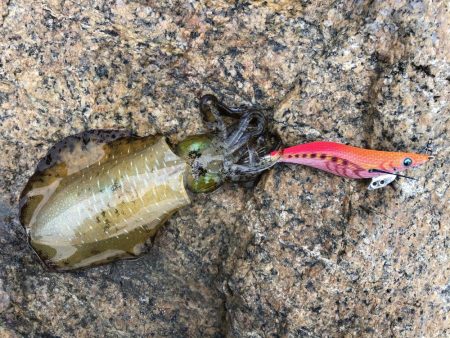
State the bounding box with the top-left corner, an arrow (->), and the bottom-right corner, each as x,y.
270,141 -> 433,190
19,95 -> 432,271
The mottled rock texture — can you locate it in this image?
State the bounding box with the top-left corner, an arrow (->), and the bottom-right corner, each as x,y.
0,0 -> 449,337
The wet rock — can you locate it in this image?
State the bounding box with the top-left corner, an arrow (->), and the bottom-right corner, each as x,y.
0,0 -> 448,337
0,280 -> 11,313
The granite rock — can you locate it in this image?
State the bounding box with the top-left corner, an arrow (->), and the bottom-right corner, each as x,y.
0,0 -> 448,337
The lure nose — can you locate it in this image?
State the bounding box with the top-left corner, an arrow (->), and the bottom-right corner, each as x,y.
411,153 -> 433,167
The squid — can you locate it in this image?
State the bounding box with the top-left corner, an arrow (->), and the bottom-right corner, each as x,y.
19,95 -> 433,270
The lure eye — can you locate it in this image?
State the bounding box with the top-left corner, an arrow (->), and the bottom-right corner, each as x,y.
403,157 -> 412,167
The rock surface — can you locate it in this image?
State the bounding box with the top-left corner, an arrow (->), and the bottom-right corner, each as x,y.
0,0 -> 448,337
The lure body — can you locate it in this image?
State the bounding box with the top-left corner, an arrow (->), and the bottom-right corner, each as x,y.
271,141 -> 431,179
20,133 -> 192,270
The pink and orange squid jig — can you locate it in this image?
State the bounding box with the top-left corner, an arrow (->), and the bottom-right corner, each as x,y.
20,94 -> 433,270
270,141 -> 433,190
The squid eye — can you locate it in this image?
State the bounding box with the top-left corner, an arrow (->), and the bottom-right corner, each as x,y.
403,157 -> 412,167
